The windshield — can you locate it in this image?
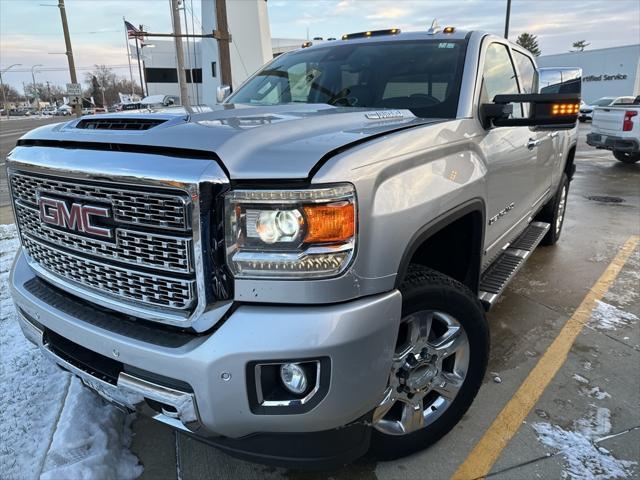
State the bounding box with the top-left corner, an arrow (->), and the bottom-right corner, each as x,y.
592,98 -> 614,106
229,40 -> 467,118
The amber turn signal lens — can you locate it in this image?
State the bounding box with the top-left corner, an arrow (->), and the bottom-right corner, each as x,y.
303,202 -> 355,243
551,103 -> 580,115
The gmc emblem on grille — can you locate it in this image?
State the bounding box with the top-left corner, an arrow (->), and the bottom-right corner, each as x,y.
37,196 -> 113,239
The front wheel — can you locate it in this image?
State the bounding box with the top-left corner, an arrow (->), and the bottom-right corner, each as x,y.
369,266 -> 489,460
613,151 -> 640,164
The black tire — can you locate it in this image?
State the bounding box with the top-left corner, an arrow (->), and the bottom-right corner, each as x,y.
369,265 -> 489,460
613,151 -> 640,164
578,117 -> 586,123
537,173 -> 569,246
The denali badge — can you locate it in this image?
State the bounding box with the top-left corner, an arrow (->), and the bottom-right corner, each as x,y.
38,195 -> 113,239
365,110 -> 404,120
489,202 -> 515,226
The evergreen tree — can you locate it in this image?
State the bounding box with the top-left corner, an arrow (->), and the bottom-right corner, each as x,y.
516,33 -> 541,57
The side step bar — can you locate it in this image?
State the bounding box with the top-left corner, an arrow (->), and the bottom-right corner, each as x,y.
479,221 -> 550,309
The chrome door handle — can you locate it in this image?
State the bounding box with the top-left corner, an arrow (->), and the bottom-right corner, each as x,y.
548,131 -> 559,138
527,138 -> 541,149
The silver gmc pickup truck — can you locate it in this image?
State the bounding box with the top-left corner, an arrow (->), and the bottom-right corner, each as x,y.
7,29 -> 581,468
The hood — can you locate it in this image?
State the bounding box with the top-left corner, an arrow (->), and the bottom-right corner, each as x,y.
19,104 -> 438,179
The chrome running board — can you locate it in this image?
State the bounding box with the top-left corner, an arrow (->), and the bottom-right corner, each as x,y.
479,222 -> 550,309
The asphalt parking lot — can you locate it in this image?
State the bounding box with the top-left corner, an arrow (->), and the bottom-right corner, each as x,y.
0,116 -> 64,224
2,120 -> 638,479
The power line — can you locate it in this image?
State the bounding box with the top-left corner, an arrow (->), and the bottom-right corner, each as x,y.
5,65 -> 132,73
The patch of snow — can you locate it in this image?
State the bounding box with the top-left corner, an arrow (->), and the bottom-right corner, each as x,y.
40,378 -> 143,480
582,361 -> 593,371
0,224 -> 142,480
583,387 -> 611,401
573,373 -> 590,384
533,407 -> 637,479
603,255 -> 639,306
590,301 -> 638,331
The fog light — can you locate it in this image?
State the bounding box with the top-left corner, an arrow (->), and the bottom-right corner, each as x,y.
280,363 -> 308,395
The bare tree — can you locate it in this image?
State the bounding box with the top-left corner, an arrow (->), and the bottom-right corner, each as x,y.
24,82 -> 65,104
84,65 -> 142,106
1,83 -> 22,103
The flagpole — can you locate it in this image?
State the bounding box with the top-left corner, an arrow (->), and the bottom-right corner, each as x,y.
134,35 -> 145,97
123,17 -> 135,96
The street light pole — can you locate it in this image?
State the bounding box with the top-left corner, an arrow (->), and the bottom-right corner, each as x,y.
0,63 -> 22,119
57,0 -> 80,117
31,64 -> 43,113
504,0 -> 512,39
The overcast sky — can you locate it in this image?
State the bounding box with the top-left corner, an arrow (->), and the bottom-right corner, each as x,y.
1,0 -> 639,92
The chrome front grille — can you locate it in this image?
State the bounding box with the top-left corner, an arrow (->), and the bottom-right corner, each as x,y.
22,237 -> 195,309
10,170 -> 197,313
10,172 -> 189,230
15,204 -> 193,274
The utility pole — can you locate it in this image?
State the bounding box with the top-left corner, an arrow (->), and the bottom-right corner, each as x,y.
504,0 -> 512,39
214,0 -> 232,89
58,0 -> 80,117
170,0 -> 190,108
46,81 -> 52,104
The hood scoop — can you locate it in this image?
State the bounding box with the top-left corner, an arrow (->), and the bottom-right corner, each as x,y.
75,118 -> 167,131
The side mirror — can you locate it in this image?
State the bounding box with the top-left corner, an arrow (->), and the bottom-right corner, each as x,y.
481,67 -> 582,130
481,92 -> 581,130
216,85 -> 231,103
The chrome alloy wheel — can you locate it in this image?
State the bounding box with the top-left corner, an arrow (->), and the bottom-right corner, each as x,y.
556,184 -> 567,235
373,310 -> 470,436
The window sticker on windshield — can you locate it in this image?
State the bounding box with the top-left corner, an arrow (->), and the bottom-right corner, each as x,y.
438,43 -> 455,49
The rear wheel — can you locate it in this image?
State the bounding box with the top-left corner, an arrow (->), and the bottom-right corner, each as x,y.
613,151 -> 640,164
369,266 -> 489,460
537,173 -> 569,246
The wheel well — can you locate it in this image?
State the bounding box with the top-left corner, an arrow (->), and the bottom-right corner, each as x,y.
399,209 -> 484,293
565,145 -> 577,180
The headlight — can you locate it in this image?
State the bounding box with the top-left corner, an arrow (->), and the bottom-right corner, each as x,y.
224,184 -> 356,278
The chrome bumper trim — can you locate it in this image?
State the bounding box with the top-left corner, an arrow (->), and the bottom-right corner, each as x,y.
16,310 -> 201,432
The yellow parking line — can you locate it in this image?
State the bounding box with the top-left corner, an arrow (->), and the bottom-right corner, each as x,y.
452,235 -> 639,480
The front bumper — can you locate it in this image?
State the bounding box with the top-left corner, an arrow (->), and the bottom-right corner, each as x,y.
587,133 -> 640,153
10,251 -> 401,441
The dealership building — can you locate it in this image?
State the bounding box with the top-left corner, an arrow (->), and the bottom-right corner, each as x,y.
537,44 -> 640,103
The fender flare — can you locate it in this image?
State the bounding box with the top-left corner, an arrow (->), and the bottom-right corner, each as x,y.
394,198 -> 486,293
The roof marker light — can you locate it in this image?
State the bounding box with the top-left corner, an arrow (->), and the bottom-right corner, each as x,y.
443,26 -> 456,34
341,29 -> 402,40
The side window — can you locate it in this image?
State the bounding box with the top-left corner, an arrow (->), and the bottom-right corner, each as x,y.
513,50 -> 536,116
513,51 -> 536,93
481,43 -> 523,118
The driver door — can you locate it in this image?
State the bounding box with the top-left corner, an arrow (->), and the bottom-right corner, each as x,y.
478,42 -> 539,264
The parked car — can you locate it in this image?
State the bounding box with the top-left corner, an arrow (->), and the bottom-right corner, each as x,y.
579,96 -> 636,122
8,108 -> 31,116
8,28 -> 581,468
41,107 -> 57,116
56,105 -> 72,116
588,96 -> 640,163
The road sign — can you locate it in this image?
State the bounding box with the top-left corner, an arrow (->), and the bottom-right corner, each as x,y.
66,83 -> 82,96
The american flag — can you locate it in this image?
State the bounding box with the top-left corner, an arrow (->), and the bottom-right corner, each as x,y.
124,20 -> 139,38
